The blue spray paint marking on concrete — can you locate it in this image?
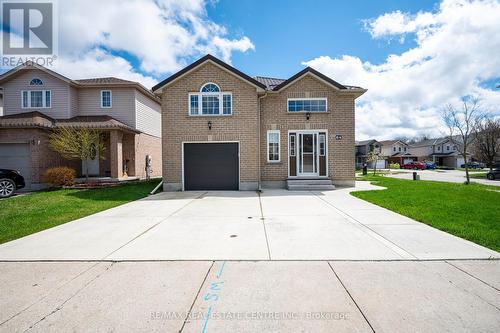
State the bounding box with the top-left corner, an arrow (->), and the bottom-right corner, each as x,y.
216,261 -> 226,279
201,306 -> 212,333
201,261 -> 227,332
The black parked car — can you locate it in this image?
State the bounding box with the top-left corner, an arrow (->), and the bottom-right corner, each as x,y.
486,169 -> 500,181
0,169 -> 25,198
460,161 -> 485,169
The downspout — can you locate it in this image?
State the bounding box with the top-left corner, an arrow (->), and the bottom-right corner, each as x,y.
257,92 -> 268,191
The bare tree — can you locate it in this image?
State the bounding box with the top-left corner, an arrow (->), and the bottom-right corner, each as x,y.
473,118 -> 500,171
366,149 -> 386,175
442,96 -> 484,184
49,127 -> 106,182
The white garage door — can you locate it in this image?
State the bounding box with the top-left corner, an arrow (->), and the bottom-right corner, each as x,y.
0,143 -> 32,189
376,160 -> 386,169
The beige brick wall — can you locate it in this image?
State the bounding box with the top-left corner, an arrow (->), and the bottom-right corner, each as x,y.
161,62 -> 260,190
260,75 -> 355,185
161,65 -> 357,190
134,132 -> 162,178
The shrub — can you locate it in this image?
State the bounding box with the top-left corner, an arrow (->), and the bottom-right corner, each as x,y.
389,162 -> 400,169
43,167 -> 76,187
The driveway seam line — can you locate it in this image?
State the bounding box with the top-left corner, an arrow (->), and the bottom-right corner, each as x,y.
101,192 -> 207,260
327,262 -> 376,333
22,262 -> 115,332
0,261 -> 104,327
445,260 -> 500,292
313,193 -> 418,260
257,191 -> 272,260
179,261 -> 215,332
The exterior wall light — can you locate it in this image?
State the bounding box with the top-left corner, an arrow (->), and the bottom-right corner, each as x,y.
208,121 -> 212,130
306,112 -> 310,121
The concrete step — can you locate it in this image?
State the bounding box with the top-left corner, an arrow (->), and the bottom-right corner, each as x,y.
287,184 -> 336,191
286,179 -> 333,186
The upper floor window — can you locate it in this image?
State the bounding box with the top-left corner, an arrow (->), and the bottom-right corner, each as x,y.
287,98 -> 327,112
398,147 -> 402,152
30,78 -> 43,86
101,90 -> 112,108
393,146 -> 396,152
446,145 -> 450,151
437,146 -> 441,151
189,83 -> 232,116
22,90 -> 51,108
404,147 -> 407,152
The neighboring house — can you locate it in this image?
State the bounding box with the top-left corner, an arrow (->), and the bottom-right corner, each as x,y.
409,137 -> 464,168
379,140 -> 417,166
0,62 -> 161,190
153,54 -> 366,191
355,139 -> 384,169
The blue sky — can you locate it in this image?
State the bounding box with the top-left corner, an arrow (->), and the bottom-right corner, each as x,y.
207,0 -> 438,78
3,0 -> 499,139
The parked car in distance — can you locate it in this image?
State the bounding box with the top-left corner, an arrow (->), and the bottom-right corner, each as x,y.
0,169 -> 25,198
461,161 -> 485,169
424,162 -> 437,169
402,161 -> 426,170
486,169 -> 500,180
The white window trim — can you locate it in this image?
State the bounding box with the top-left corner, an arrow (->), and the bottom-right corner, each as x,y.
267,130 -> 281,163
319,133 -> 326,156
188,91 -> 232,116
101,90 -> 112,108
289,134 -> 296,157
287,97 -> 328,113
21,90 -> 52,109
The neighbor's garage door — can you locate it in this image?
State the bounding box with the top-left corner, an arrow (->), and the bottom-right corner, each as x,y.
0,143 -> 31,189
184,143 -> 239,190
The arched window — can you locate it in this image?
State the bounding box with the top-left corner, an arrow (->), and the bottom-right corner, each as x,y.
200,83 -> 220,93
30,78 -> 43,86
189,82 -> 232,116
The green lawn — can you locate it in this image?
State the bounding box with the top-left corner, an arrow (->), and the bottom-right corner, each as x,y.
352,175 -> 500,252
469,172 -> 487,179
0,180 -> 160,244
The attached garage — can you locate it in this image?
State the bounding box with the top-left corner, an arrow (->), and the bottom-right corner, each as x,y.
183,143 -> 239,190
0,143 -> 31,189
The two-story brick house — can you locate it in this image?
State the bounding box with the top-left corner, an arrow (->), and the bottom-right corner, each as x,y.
0,62 -> 161,190
153,55 -> 366,191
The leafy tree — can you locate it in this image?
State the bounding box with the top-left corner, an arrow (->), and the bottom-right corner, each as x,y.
49,127 -> 106,182
473,118 -> 500,171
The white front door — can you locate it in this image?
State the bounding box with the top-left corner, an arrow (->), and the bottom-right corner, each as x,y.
298,132 -> 319,177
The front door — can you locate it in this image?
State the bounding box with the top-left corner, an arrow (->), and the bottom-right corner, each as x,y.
289,131 -> 327,177
299,133 -> 318,176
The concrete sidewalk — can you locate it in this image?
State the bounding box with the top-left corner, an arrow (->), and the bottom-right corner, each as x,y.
385,169 -> 500,186
1,260 -> 499,333
0,183 -> 497,261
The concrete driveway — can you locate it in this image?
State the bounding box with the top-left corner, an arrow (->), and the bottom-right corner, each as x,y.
0,182 -> 497,261
1,182 -> 499,332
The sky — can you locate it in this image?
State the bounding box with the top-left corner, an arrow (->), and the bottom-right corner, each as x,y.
6,0 -> 500,140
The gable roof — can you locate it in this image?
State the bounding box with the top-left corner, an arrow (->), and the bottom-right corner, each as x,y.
152,54 -> 267,92
355,139 -> 378,146
379,140 -> 407,146
272,67 -> 348,91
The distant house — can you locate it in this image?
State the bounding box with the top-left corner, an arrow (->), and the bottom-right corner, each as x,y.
409,137 -> 464,168
0,62 -> 162,190
355,139 -> 384,169
379,140 -> 417,166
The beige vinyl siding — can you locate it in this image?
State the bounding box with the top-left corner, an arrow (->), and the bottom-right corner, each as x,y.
69,86 -> 79,117
77,87 -> 136,128
2,69 -> 71,118
135,90 -> 161,138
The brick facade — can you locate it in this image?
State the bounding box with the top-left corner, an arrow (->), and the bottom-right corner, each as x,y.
160,59 -> 363,190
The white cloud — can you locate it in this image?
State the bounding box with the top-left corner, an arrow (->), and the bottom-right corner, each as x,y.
304,0 -> 500,140
51,0 -> 254,87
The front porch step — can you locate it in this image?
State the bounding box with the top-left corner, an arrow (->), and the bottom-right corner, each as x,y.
286,179 -> 335,191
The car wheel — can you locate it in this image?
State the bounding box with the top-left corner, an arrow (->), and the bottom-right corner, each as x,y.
487,174 -> 495,180
0,178 -> 16,198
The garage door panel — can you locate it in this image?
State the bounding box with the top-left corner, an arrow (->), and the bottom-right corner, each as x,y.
0,143 -> 32,189
184,143 -> 238,190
